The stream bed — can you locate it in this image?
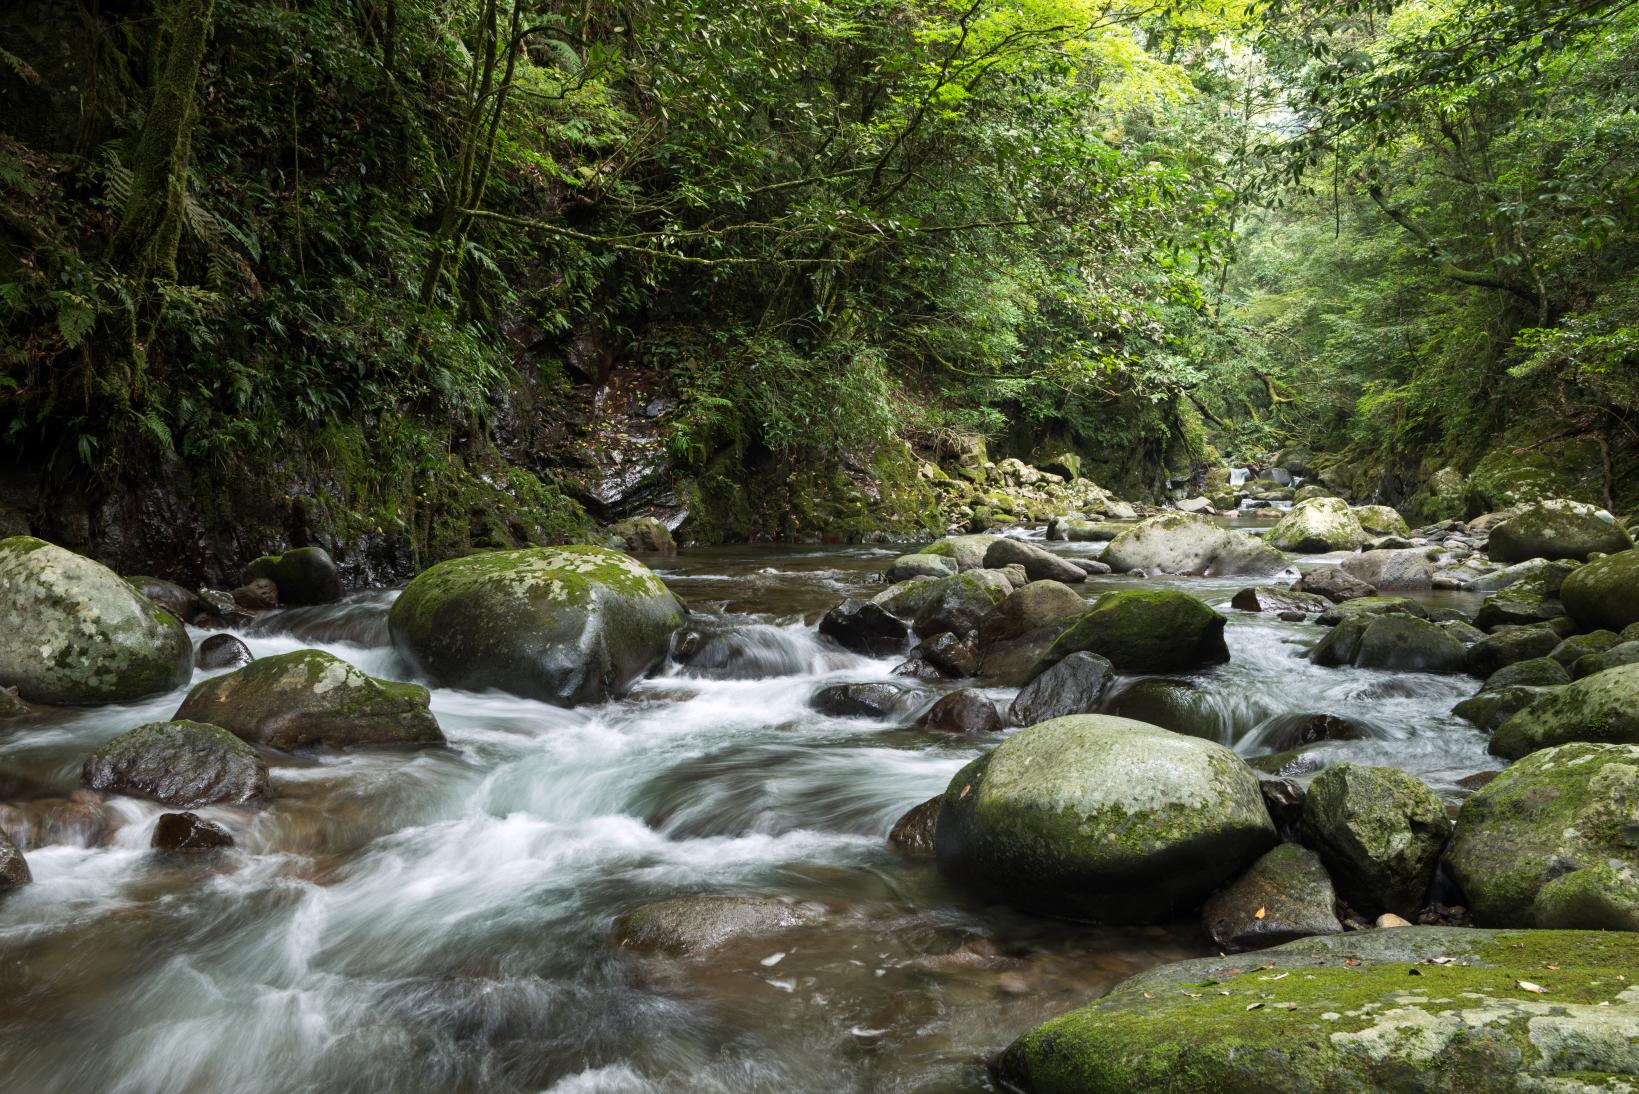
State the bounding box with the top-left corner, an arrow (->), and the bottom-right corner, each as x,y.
0,536 -> 1500,1092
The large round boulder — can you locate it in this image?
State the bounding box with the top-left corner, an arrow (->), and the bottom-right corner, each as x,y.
243,546 -> 344,605
1489,663 -> 1639,758
935,715 -> 1276,922
82,720 -> 270,807
1033,589 -> 1229,676
992,927 -> 1639,1094
1560,548 -> 1639,631
387,545 -> 685,705
1338,548 -> 1434,591
884,553 -> 955,583
1298,764 -> 1450,918
1102,513 -> 1287,578
1448,742 -> 1638,927
1353,505 -> 1411,537
976,580 -> 1086,686
1265,497 -> 1370,553
174,649 -> 445,750
1487,499 -> 1633,563
0,537 -> 192,705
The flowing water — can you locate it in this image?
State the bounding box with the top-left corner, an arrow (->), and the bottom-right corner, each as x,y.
0,537 -> 1498,1092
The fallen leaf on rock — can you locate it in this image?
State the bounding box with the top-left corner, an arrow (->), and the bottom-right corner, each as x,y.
1516,980 -> 1548,994
1345,959 -> 1360,967
1254,906 -> 1266,920
1279,1002 -> 1297,1010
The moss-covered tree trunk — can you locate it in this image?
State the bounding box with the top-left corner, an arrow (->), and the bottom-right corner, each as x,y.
108,0 -> 215,288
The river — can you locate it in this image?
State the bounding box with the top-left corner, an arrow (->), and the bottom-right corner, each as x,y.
0,532 -> 1498,1092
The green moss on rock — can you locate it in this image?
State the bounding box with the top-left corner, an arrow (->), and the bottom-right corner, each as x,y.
1560,549 -> 1639,632
1490,663 -> 1639,758
1035,589 -> 1229,676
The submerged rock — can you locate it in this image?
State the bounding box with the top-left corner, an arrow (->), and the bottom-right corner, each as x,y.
151,812 -> 234,852
935,715 -> 1275,922
0,796 -> 124,850
1559,547 -> 1639,631
1490,663 -> 1639,758
1314,595 -> 1427,626
1298,764 -> 1449,918
614,895 -> 817,956
993,927 -> 1639,1093
83,720 -> 270,807
1448,742 -> 1639,927
1201,843 -> 1342,952
1265,497 -> 1370,553
0,536 -> 192,705
1033,589 -> 1229,676
243,546 -> 344,606
174,649 -> 445,750
1487,499 -> 1633,563
388,545 -> 685,705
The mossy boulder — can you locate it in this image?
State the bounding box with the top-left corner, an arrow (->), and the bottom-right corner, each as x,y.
1466,624 -> 1563,679
243,545 -> 344,605
920,533 -> 1001,571
1532,862 -> 1639,932
1351,615 -> 1468,674
1452,685 -> 1555,732
0,536 -> 192,705
1573,640 -> 1639,678
1265,498 -> 1370,553
1482,656 -> 1570,691
1201,843 -> 1342,952
1560,548 -> 1639,631
1448,742 -> 1638,927
1490,663 -> 1639,758
1473,575 -> 1564,631
1033,589 -> 1229,676
935,715 -> 1276,922
1551,629 -> 1622,668
1102,512 -> 1287,578
884,553 -> 956,582
993,927 -> 1639,1094
387,545 -> 685,705
911,570 -> 1011,638
1464,434 -> 1608,514
1487,499 -> 1634,564
871,576 -> 943,620
1353,505 -> 1411,537
174,649 -> 445,750
82,720 -> 270,807
1315,595 -> 1427,626
1298,764 -> 1450,917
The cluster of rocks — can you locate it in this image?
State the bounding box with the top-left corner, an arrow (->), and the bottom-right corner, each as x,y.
917,441 -> 1141,533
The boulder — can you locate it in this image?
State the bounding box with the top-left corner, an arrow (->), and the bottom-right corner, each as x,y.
1353,505 -> 1411,537
243,546 -> 344,606
884,553 -> 956,583
1298,764 -> 1450,917
232,577 -> 279,611
1487,499 -> 1633,563
993,927 -> 1639,1094
1309,616 -> 1371,668
1448,742 -> 1639,927
810,681 -> 922,719
195,634 -> 253,671
1315,595 -> 1427,626
1438,620 -> 1486,645
1339,548 -> 1434,591
1490,663 -> 1639,758
1290,566 -> 1375,603
1007,652 -> 1113,726
82,720 -> 270,807
1452,685 -> 1553,733
1559,548 -> 1639,631
388,545 -> 685,705
0,536 -> 192,705
1472,575 -> 1565,631
921,534 -> 1002,571
978,581 -> 1084,645
898,631 -> 978,678
606,516 -> 675,553
935,716 -> 1275,922
126,576 -> 209,624
915,688 -> 1002,733
1351,615 -> 1468,674
1265,498 -> 1370,553
615,895 -> 817,956
1102,513 -> 1286,578
870,576 -> 943,620
1550,630 -> 1621,668
1482,657 -> 1570,691
911,571 -> 1010,639
0,828 -> 30,891
174,649 -> 445,750
1201,843 -> 1343,952
1573,640 -> 1639,678
1100,678 -> 1225,741
151,812 -> 234,852
1229,586 -> 1330,615
1532,862 -> 1639,932
888,796 -> 941,856
1466,625 -> 1563,679
1033,589 -> 1229,676
983,538 -> 1085,583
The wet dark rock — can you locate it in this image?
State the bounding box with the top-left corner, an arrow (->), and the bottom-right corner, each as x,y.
198,589 -> 257,628
1298,763 -> 1450,918
1482,656 -> 1569,691
195,634 -> 253,670
911,571 -> 1011,639
244,545 -> 345,606
887,797 -> 941,856
127,576 -> 209,624
231,577 -> 280,611
1277,610 -> 1307,622
826,593 -> 917,656
1202,843 -> 1342,951
1289,566 -> 1375,603
0,796 -> 123,849
0,828 -> 31,891
915,688 -> 1002,733
1425,607 -> 1472,624
1465,624 -> 1562,678
904,631 -> 979,678
1229,586 -> 1329,614
1256,774 -> 1306,832
870,576 -> 943,621
982,537 -> 1085,583
1452,685 -> 1553,732
936,716 -> 1276,922
1247,750 -> 1328,778
670,623 -> 806,680
614,895 -> 818,956
83,720 -> 270,807
811,681 -> 922,719
1007,651 -> 1112,727
1436,619 -> 1485,645
175,649 -> 445,750
151,812 -> 233,852
1254,713 -> 1370,753
890,653 -> 947,680
1100,678 -> 1220,741
1033,589 -> 1229,676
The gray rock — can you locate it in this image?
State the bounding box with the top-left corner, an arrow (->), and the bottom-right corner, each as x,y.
1298,763 -> 1450,917
1490,663 -> 1639,758
1488,499 -> 1633,563
1103,513 -> 1287,577
1201,843 -> 1342,952
1265,497 -> 1370,553
884,553 -> 957,582
1351,615 -> 1467,674
983,537 -> 1086,583
1007,651 -> 1113,726
1481,656 -> 1570,691
1573,639 -> 1639,678
1229,586 -> 1330,614
1339,548 -> 1434,591
82,720 -> 270,807
1466,624 -> 1563,678
1560,548 -> 1639,631
615,895 -> 817,956
1452,685 -> 1554,732
912,571 -> 1011,639
1291,565 -> 1376,603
